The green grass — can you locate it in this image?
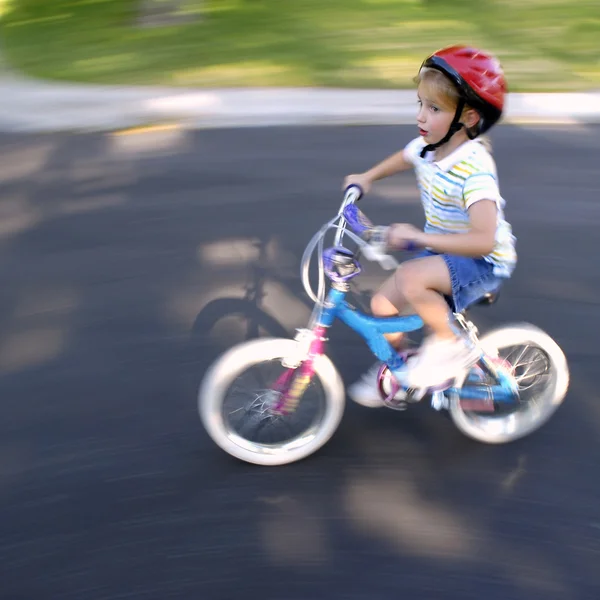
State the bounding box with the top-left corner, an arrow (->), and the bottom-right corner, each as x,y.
2,0 -> 600,91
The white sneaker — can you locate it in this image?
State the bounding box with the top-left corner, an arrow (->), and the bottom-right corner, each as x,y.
347,362 -> 385,407
405,335 -> 480,389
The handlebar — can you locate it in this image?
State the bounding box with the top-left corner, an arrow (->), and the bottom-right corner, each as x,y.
341,196 -> 421,255
342,184 -> 364,204
337,185 -> 401,271
300,186 -> 418,305
333,185 -> 363,246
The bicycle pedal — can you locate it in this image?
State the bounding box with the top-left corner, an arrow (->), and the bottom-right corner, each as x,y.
431,391 -> 449,411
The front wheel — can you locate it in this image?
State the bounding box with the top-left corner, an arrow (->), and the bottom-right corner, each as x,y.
449,323 -> 569,444
199,338 -> 345,465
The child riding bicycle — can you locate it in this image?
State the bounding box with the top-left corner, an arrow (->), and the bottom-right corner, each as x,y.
344,45 -> 517,407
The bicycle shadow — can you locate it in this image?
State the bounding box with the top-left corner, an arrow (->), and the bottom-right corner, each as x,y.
189,235 -> 376,365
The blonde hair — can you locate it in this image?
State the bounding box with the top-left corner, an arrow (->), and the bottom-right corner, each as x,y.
414,67 -> 460,111
415,67 -> 493,153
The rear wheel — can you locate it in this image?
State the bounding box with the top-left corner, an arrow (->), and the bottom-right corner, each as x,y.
449,323 -> 569,444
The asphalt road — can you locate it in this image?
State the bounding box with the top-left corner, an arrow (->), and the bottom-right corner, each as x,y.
0,125 -> 599,600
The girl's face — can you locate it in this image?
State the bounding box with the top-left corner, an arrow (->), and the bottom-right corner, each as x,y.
416,81 -> 457,146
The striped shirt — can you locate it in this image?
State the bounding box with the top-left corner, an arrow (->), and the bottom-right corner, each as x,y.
403,137 -> 517,277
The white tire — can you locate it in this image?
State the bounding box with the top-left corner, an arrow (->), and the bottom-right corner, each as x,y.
449,323 -> 569,444
198,338 -> 345,466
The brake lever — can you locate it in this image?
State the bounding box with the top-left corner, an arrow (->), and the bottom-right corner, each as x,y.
360,226 -> 398,270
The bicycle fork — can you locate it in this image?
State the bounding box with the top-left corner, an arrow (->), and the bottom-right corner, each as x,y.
271,326 -> 328,415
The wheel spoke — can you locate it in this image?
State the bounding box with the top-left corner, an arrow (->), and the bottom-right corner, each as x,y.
510,348 -> 550,392
221,359 -> 327,446
463,343 -> 553,417
444,326 -> 568,445
506,344 -> 531,369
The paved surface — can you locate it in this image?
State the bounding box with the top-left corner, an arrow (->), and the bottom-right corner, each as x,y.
0,124 -> 599,599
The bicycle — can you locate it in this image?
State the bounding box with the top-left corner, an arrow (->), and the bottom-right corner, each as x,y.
198,186 -> 570,466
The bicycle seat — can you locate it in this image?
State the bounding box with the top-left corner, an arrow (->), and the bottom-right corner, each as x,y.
446,288 -> 500,315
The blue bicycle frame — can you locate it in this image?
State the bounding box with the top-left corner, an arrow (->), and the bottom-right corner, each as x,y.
318,287 -> 421,371
316,286 -> 517,403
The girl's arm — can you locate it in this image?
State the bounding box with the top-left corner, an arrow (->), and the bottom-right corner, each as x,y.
344,149 -> 414,193
390,200 -> 498,257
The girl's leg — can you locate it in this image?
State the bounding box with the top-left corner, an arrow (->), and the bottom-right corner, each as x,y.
348,255 -> 433,406
349,255 -> 480,404
370,282 -> 410,350
393,255 -> 480,387
388,255 -> 454,339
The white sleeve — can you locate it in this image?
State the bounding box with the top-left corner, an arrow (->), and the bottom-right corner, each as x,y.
462,172 -> 502,209
402,137 -> 426,165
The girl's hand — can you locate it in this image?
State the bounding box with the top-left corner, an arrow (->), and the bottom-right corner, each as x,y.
387,223 -> 424,250
343,173 -> 372,194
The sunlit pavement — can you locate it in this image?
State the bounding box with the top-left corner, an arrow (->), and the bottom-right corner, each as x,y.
0,124 -> 598,599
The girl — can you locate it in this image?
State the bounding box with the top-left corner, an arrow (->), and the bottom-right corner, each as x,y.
344,45 -> 517,407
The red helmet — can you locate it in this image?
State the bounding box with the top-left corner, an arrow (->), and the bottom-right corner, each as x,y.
422,45 -> 507,134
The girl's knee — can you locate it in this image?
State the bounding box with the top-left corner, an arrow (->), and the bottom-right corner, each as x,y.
396,264 -> 428,302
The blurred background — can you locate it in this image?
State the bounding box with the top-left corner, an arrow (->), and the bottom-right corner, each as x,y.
2,0 -> 599,90
0,2 -> 599,600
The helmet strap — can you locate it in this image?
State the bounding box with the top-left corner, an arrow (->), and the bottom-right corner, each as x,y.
419,98 -> 467,158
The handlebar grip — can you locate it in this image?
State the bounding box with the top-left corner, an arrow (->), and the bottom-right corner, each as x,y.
404,241 -> 420,252
343,184 -> 364,200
